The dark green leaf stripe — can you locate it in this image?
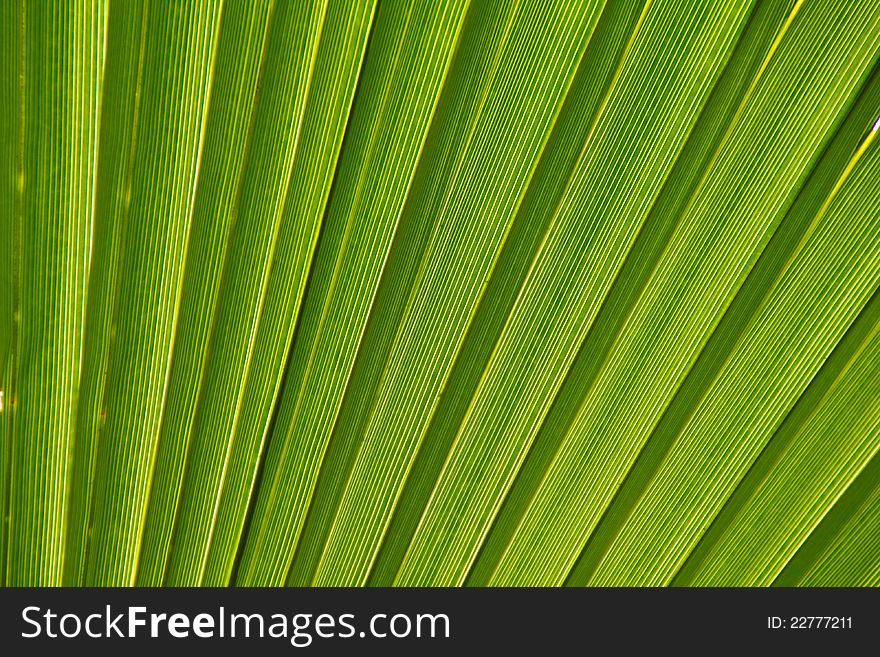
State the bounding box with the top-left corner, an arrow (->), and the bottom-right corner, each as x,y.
0,0 -> 21,586
6,1 -> 106,586
64,0 -> 145,586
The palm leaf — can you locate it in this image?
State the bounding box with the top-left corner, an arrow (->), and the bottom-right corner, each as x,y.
1,0 -> 879,587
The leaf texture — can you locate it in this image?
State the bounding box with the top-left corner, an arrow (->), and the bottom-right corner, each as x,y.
1,0 -> 879,587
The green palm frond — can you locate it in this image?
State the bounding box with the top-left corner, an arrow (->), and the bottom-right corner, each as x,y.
1,0 -> 879,587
